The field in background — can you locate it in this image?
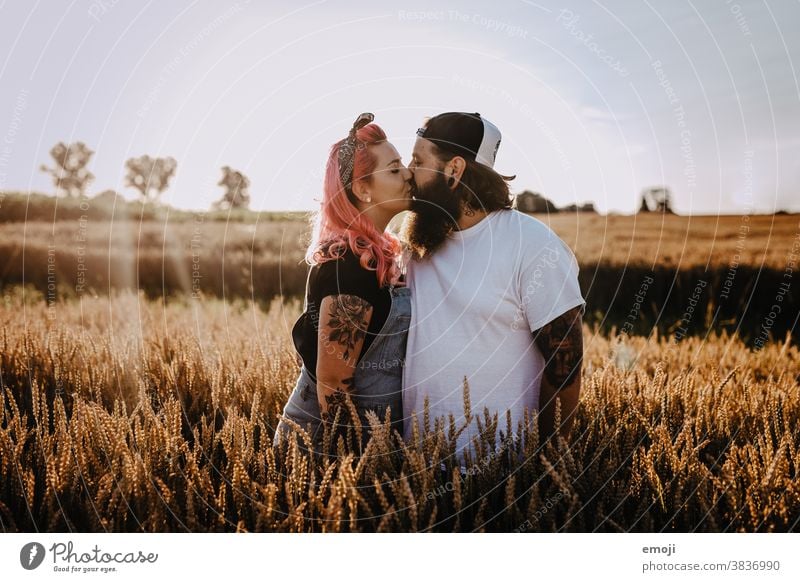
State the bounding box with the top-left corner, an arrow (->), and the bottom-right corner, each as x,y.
1,211 -> 797,345
1,290 -> 798,532
536,212 -> 797,268
0,191 -> 308,224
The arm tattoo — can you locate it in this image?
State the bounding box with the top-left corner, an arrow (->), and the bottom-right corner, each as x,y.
533,305 -> 584,390
325,294 -> 371,361
320,378 -> 353,424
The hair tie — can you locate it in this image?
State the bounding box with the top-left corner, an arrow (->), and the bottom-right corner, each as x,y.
338,112 -> 374,191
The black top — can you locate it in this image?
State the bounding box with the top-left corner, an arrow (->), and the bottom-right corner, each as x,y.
292,247 -> 393,382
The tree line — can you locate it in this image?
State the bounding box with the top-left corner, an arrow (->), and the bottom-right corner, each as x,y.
38,141 -> 250,210
39,141 -> 680,216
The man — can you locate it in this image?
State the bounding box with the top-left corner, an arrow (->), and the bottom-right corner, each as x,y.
401,111 -> 586,460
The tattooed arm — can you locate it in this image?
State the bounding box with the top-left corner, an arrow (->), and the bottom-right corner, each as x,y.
533,305 -> 585,443
316,294 -> 373,424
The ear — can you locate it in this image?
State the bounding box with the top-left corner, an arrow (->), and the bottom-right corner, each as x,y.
446,157 -> 467,189
351,179 -> 371,203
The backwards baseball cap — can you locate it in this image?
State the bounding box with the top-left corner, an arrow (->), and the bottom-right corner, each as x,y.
416,111 -> 502,169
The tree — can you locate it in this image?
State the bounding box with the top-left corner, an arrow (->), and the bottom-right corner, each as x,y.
94,189 -> 125,206
124,155 -> 177,203
513,190 -> 558,213
562,201 -> 597,213
212,165 -> 251,210
39,142 -> 95,197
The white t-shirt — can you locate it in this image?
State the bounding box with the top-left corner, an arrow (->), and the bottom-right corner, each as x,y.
402,209 -> 586,459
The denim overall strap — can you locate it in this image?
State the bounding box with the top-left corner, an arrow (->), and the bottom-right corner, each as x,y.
272,364 -> 322,452
351,285 -> 411,432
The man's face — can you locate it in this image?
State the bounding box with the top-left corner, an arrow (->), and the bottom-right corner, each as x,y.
403,137 -> 463,258
409,137 -> 442,190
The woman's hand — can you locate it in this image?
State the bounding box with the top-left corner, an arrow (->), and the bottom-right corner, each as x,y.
316,294 -> 373,424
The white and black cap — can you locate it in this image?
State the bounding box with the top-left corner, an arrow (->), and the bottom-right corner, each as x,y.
416,112 -> 502,169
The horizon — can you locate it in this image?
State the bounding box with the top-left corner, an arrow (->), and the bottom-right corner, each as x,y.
2,189 -> 795,218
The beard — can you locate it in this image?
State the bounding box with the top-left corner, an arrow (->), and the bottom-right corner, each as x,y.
402,173 -> 463,260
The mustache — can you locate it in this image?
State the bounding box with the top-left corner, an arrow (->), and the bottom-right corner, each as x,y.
402,174 -> 463,259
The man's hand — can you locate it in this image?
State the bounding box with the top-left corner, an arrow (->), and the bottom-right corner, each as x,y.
532,304 -> 584,444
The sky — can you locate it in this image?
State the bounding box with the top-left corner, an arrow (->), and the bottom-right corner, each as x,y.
0,0 -> 798,214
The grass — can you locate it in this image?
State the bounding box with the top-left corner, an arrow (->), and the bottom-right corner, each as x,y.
1,288 -> 798,532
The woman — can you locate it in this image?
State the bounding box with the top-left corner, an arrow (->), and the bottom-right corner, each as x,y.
273,112 -> 413,455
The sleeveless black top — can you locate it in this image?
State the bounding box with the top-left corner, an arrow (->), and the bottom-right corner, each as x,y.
291,248 -> 394,382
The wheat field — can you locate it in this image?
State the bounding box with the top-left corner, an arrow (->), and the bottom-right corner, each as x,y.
1,287 -> 798,532
2,213 -> 797,346
1,213 -> 796,296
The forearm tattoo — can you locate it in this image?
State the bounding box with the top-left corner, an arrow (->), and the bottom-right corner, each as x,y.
533,305 -> 584,390
325,294 -> 371,361
320,378 -> 353,424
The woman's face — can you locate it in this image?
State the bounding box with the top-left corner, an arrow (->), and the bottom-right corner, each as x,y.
356,141 -> 413,217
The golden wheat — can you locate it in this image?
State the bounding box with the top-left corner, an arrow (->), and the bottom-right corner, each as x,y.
0,288 -> 798,532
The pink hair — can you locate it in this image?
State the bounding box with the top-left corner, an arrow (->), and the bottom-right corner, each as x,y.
305,123 -> 401,287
